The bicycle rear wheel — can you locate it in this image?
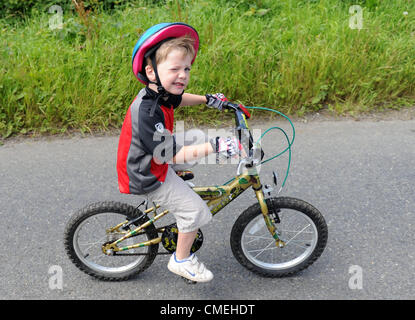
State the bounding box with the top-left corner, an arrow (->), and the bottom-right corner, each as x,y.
64,201 -> 158,281
230,197 -> 328,277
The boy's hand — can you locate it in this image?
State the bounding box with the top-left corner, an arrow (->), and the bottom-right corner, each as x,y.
205,93 -> 228,111
214,136 -> 242,158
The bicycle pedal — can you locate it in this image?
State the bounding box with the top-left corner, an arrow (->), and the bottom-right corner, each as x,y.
181,276 -> 197,285
176,170 -> 194,181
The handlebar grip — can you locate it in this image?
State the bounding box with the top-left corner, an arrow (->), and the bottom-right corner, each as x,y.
237,104 -> 251,118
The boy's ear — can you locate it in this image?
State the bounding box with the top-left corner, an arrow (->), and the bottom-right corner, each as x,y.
145,65 -> 156,82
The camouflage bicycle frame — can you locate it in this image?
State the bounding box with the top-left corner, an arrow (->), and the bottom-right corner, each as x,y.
102,109 -> 285,254
102,168 -> 284,255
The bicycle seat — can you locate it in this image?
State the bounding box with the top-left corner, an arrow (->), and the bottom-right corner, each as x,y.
176,170 -> 194,181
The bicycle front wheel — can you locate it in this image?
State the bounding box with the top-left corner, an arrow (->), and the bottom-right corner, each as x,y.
230,197 -> 328,277
64,201 -> 159,281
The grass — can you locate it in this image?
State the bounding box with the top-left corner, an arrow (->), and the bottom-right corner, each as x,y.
1,0 -> 415,138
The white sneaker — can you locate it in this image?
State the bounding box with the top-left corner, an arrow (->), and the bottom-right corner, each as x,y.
168,253 -> 214,283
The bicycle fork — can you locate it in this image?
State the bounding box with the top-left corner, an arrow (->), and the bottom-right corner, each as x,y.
252,176 -> 286,248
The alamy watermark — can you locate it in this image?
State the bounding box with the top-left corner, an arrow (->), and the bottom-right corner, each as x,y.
48,265 -> 63,290
48,5 -> 64,30
47,4 -> 365,35
151,121 -> 264,168
348,265 -> 363,290
349,5 -> 363,30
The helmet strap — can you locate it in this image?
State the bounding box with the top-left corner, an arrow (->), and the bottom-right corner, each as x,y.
148,53 -> 169,97
146,46 -> 185,116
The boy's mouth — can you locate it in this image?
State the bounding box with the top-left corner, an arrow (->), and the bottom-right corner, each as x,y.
173,82 -> 185,88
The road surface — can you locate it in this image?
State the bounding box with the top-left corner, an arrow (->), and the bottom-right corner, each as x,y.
1,117 -> 414,300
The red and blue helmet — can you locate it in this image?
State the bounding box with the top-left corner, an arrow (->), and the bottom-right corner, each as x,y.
132,22 -> 199,85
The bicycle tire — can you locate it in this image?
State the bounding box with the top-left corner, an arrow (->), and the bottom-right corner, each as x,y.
230,197 -> 328,277
64,201 -> 159,281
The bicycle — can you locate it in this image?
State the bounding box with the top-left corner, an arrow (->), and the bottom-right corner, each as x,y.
63,102 -> 328,282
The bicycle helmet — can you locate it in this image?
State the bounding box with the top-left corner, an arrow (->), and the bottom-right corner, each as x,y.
132,22 -> 199,86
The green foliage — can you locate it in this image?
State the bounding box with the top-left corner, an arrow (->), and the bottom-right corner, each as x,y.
0,0 -> 145,19
0,0 -> 68,18
1,0 -> 415,138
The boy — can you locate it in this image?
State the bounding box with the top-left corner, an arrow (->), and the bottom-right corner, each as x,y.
117,23 -> 240,283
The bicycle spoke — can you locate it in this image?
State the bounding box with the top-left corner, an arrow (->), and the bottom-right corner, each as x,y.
78,239 -> 106,247
285,240 -> 310,249
278,229 -> 314,234
77,234 -> 108,253
284,224 -> 311,246
245,234 -> 272,243
88,253 -> 107,262
247,246 -> 281,254
253,240 -> 276,259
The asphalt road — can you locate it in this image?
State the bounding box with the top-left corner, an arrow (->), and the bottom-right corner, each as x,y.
1,117 -> 414,300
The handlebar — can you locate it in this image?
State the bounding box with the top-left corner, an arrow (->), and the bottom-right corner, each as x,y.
222,101 -> 264,170
218,101 -> 295,192
219,102 -> 295,192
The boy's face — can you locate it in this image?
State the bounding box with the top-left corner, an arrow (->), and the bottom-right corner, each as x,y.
146,49 -> 193,95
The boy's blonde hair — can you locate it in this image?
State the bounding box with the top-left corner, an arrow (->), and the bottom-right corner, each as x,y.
146,35 -> 196,67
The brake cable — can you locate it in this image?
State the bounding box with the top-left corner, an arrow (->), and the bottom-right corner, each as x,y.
245,106 -> 295,192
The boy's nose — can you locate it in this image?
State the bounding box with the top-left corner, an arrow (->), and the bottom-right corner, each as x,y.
178,69 -> 187,79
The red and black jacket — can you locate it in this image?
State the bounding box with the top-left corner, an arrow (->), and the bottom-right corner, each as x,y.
117,87 -> 183,194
